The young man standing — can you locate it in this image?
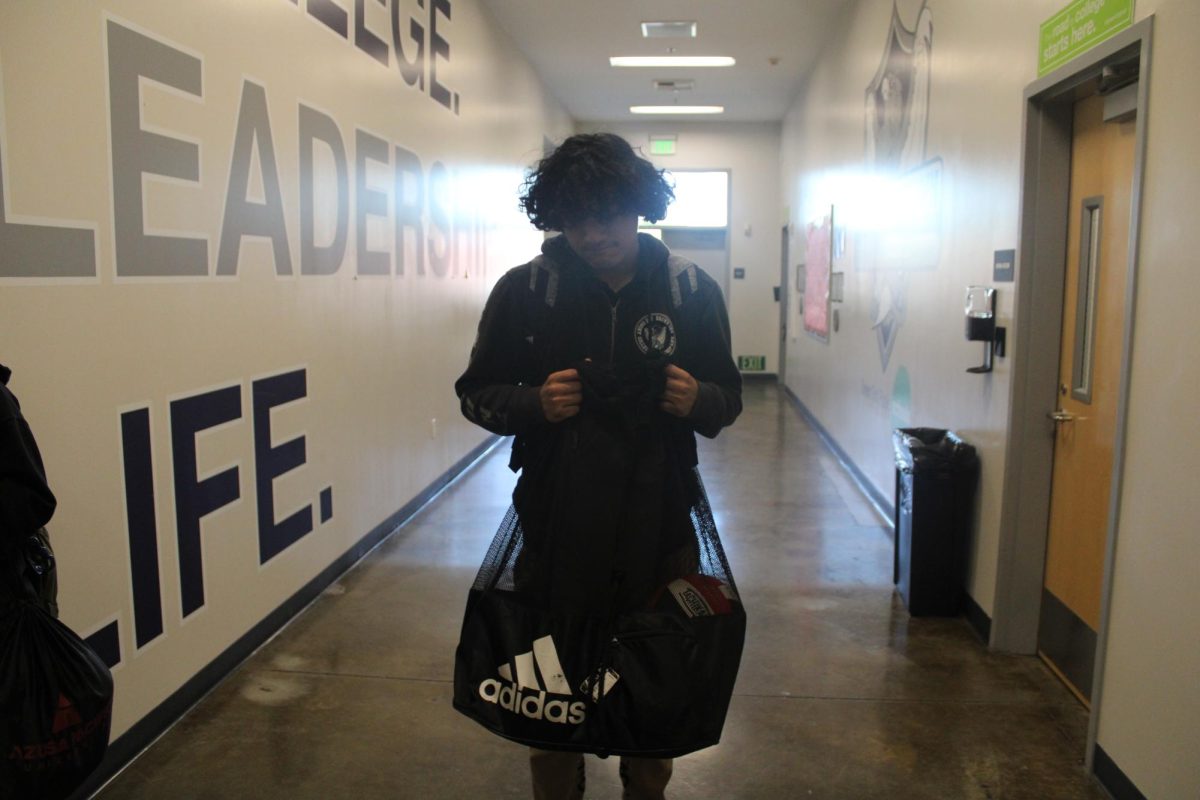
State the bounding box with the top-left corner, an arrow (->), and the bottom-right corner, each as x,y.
455,133 -> 742,799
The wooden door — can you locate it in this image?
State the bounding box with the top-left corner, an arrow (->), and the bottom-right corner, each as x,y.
1039,91 -> 1136,705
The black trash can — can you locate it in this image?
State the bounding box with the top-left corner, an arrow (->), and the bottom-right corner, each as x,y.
892,428 -> 979,616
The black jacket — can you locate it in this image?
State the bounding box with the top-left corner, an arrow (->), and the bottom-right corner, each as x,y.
0,364 -> 56,544
455,233 -> 742,466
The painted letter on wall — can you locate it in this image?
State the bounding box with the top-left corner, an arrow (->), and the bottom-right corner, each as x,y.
108,19 -> 207,278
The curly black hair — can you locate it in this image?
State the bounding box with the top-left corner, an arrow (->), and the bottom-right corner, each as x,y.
519,133 -> 674,231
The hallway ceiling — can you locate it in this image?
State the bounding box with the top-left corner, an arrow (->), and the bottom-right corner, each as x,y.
480,0 -> 852,123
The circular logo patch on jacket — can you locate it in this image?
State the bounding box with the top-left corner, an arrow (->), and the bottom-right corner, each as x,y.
634,313 -> 677,356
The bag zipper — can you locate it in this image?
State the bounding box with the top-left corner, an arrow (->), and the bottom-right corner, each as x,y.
613,627 -> 695,643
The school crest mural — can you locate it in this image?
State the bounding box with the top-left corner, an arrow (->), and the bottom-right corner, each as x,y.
862,1 -> 939,371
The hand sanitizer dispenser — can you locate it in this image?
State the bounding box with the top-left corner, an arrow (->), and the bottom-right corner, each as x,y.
965,286 -> 1001,373
965,286 -> 995,341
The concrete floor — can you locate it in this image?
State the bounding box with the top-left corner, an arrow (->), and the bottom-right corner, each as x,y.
96,382 -> 1107,799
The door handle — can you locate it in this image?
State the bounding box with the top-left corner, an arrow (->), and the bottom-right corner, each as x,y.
1048,410 -> 1077,423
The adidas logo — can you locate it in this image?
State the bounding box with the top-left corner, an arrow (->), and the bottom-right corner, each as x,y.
477,635 -> 617,725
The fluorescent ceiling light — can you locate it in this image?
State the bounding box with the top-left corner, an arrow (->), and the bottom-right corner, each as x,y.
641,21 -> 697,39
610,56 -> 735,68
630,105 -> 725,115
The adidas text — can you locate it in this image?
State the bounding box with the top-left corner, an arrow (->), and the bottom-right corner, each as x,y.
478,679 -> 586,725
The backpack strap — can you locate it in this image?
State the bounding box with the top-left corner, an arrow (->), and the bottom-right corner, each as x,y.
527,254 -> 561,308
666,254 -> 699,308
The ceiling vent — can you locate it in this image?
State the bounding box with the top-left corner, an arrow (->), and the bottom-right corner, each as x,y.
641,21 -> 697,39
654,79 -> 695,92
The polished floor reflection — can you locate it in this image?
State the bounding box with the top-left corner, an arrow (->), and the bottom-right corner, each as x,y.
97,381 -> 1105,799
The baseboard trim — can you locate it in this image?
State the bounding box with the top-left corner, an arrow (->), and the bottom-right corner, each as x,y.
1093,745 -> 1148,800
962,589 -> 993,644
76,434 -> 503,799
780,383 -> 895,526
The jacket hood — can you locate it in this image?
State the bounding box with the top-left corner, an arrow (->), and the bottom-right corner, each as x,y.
541,232 -> 670,283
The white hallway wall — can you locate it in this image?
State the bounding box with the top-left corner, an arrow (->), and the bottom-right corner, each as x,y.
0,0 -> 569,740
781,0 -> 1199,797
578,121 -> 783,373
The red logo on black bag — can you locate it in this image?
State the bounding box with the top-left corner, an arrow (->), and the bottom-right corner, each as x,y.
52,694 -> 83,734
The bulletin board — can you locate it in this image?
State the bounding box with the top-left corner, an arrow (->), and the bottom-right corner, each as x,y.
803,209 -> 833,340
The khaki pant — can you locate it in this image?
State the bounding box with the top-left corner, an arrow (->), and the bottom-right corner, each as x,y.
529,748 -> 672,800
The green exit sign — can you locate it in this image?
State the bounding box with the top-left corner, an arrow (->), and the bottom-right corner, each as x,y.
738,355 -> 766,371
649,135 -> 676,155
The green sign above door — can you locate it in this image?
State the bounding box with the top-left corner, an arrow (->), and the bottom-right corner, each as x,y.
1039,0 -> 1135,77
738,355 -> 766,371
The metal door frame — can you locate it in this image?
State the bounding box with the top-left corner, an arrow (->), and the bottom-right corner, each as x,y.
779,223 -> 790,383
991,17 -> 1153,769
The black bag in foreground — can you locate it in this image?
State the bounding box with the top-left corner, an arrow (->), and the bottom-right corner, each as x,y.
453,361 -> 746,758
0,599 -> 114,799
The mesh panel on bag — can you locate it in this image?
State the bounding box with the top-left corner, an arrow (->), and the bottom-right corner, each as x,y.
470,467 -> 737,603
688,468 -> 737,596
470,504 -> 523,593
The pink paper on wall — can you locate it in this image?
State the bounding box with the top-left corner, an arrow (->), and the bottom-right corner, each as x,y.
804,213 -> 832,338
